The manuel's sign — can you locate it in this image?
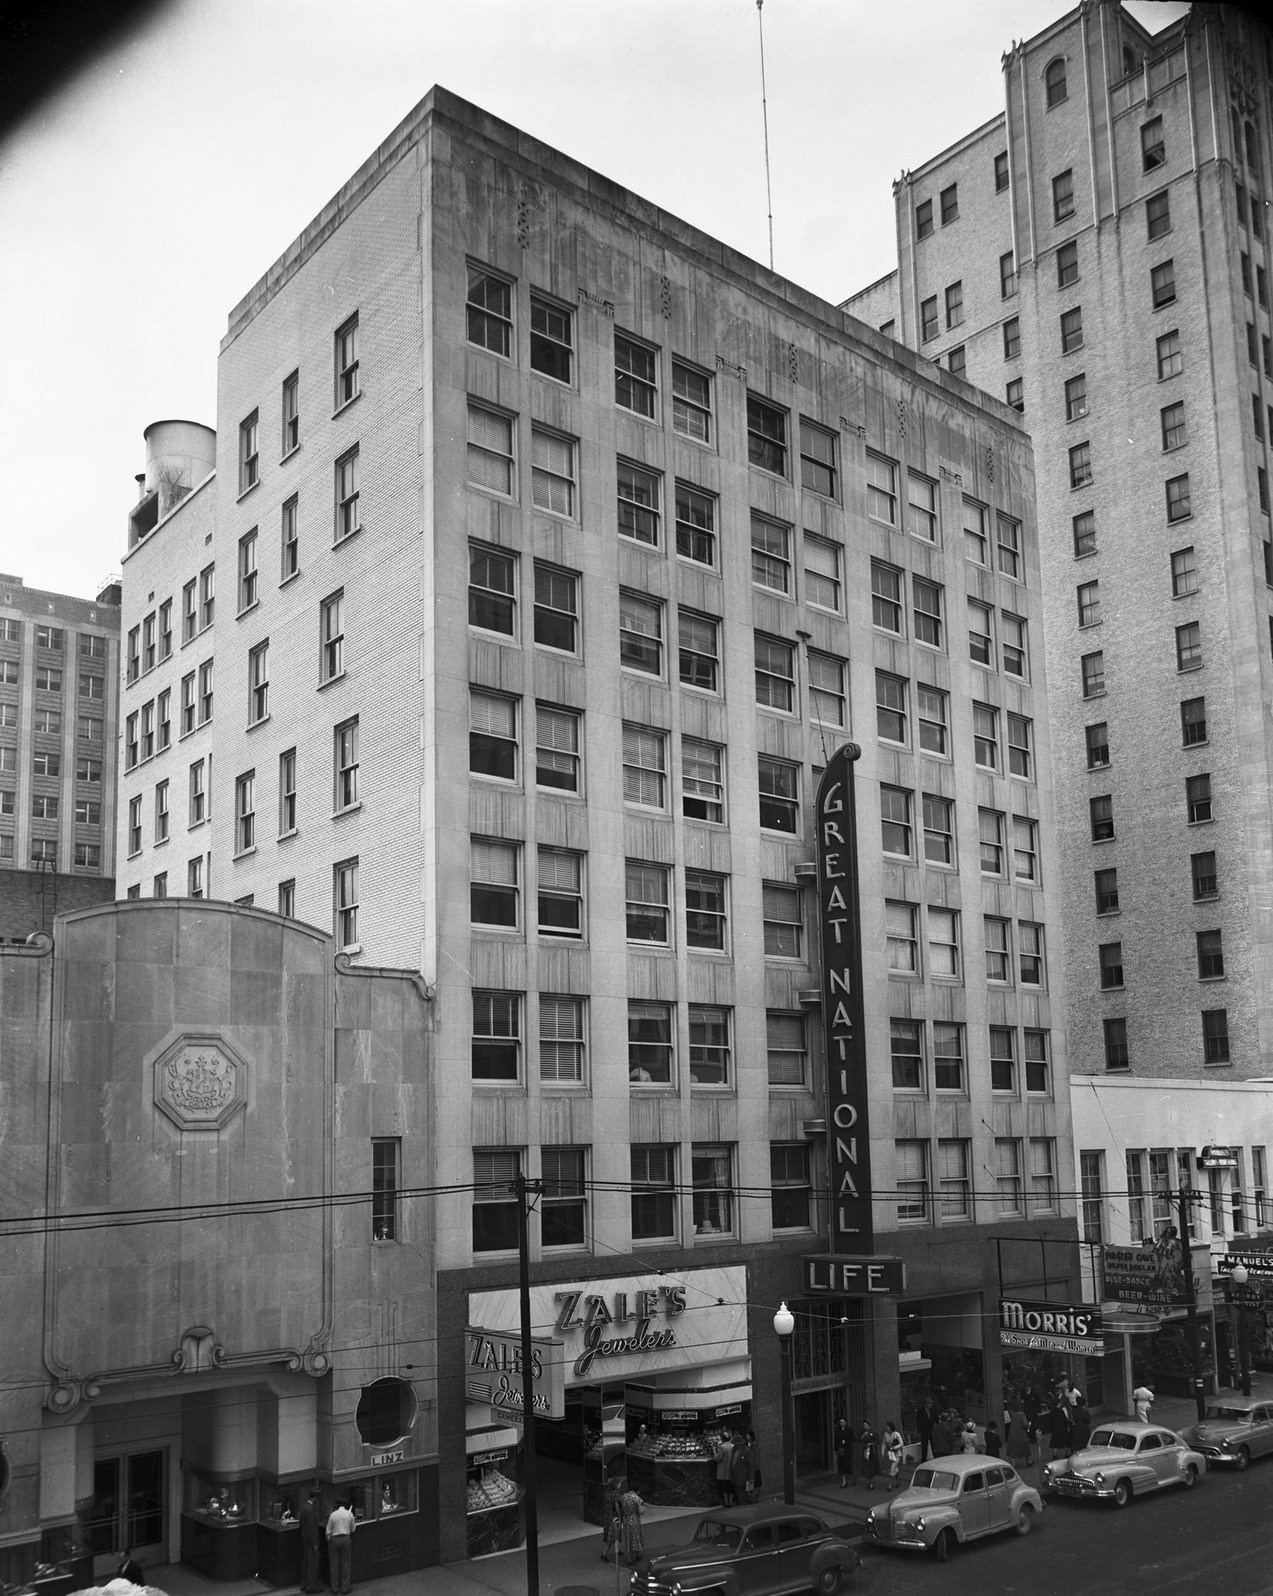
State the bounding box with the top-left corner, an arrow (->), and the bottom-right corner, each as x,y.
815,744 -> 874,1251
998,1298 -> 1103,1355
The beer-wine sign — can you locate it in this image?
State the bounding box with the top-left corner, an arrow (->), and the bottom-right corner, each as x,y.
815,743 -> 874,1252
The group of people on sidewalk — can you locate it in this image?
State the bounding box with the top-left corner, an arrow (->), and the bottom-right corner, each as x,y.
833,1417 -> 905,1490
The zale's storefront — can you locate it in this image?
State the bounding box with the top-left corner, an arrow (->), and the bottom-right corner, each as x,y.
459,1266 -> 752,1555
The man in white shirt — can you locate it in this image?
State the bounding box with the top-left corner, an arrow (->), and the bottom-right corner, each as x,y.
325,1500 -> 356,1594
1132,1384 -> 1154,1423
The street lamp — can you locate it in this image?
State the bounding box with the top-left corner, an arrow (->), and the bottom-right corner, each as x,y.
773,1302 -> 796,1505
1230,1263 -> 1252,1398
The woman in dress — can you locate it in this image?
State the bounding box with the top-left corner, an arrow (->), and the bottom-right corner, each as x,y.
617,1481 -> 645,1565
834,1418 -> 856,1488
854,1422 -> 878,1490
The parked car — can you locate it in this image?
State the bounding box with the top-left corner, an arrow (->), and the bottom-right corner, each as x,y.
1184,1399 -> 1273,1469
630,1504 -> 859,1596
864,1454 -> 1043,1562
1043,1421 -> 1205,1505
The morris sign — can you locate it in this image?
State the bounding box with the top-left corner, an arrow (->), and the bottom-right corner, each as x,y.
998,1298 -> 1103,1357
815,744 -> 874,1252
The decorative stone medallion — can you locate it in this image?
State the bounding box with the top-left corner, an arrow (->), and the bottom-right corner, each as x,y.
153,1033 -> 249,1131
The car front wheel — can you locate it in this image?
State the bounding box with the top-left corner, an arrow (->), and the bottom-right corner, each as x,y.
1112,1479 -> 1132,1508
1234,1447 -> 1251,1472
930,1528 -> 955,1563
1014,1504 -> 1035,1536
1180,1463 -> 1198,1488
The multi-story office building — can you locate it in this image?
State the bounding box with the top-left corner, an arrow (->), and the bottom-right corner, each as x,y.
845,0 -> 1273,1392
117,88 -> 1076,1566
0,572 -> 120,937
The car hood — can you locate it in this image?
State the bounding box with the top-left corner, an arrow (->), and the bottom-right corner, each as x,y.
1059,1445 -> 1144,1472
645,1543 -> 733,1573
1186,1420 -> 1249,1442
872,1484 -> 956,1513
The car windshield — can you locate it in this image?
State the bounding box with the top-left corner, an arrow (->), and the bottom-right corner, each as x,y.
693,1520 -> 742,1551
910,1468 -> 959,1491
1088,1429 -> 1136,1450
1204,1406 -> 1250,1421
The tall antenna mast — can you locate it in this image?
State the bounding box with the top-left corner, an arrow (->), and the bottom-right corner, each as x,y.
756,0 -> 775,271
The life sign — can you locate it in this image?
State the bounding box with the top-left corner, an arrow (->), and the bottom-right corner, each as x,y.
804,1255 -> 905,1295
814,743 -> 874,1252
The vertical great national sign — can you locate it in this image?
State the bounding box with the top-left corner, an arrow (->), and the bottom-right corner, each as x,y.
815,743 -> 874,1252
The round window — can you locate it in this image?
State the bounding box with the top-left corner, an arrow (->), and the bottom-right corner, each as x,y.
355,1378 -> 417,1447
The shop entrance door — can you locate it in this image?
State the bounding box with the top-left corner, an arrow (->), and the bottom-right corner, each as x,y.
794,1392 -> 827,1475
88,1451 -> 166,1562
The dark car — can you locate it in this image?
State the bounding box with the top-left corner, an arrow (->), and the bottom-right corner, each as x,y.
1184,1400 -> 1273,1469
630,1504 -> 859,1596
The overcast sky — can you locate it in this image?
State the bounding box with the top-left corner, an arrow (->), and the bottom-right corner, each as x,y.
0,0 -> 1186,601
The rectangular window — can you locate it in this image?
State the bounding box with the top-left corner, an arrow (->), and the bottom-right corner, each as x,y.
913,578 -> 943,648
1100,941 -> 1124,989
473,1149 -> 520,1252
1095,866 -> 1120,915
1151,258 -> 1177,308
619,592 -> 663,675
686,869 -> 727,951
631,1145 -> 677,1239
763,882 -> 803,959
808,650 -> 846,726
1161,400 -> 1187,451
682,737 -> 724,824
995,1139 -> 1023,1213
334,717 -> 359,810
531,427 -> 576,517
470,688 -> 518,781
234,770 -> 255,854
1085,721 -> 1110,768
188,759 -> 206,826
1060,306 -> 1084,353
467,403 -> 515,495
1197,928 -> 1225,979
804,534 -> 842,611
1187,773 -> 1213,822
466,264 -> 512,355
1008,713 -> 1033,779
471,838 -> 519,929
187,857 -> 202,897
1176,621 -> 1202,671
1157,329 -> 1183,379
995,150 -> 1009,190
1001,613 -> 1027,680
1052,169 -> 1075,222
334,857 -> 358,948
622,724 -> 667,809
281,494 -> 299,581
540,994 -> 585,1084
1025,1028 -> 1049,1091
891,1020 -> 923,1090
538,847 -> 583,939
922,793 -> 954,866
127,794 -> 142,856
915,197 -> 933,238
529,293 -> 573,382
35,667 -> 61,692
1191,850 -> 1217,899
1142,116 -> 1165,170
754,634 -> 794,711
881,785 -> 913,857
927,906 -> 959,978
629,1002 -> 673,1083
1076,580 -> 1101,627
320,589 -> 344,682
968,599 -> 993,667
472,991 -> 522,1081
469,543 -> 516,635
239,410 -> 259,494
751,512 -> 791,592
237,529 -> 258,612
1029,1139 -> 1057,1213
615,332 -> 657,417
758,755 -> 798,833
281,370 -> 299,456
1104,1017 -> 1129,1071
626,861 -> 670,945
938,1139 -> 971,1220
985,915 -> 1011,983
767,1012 -> 807,1086
1166,473 -> 1191,522
871,561 -> 903,633
886,900 -> 918,974
533,562 -> 578,653
876,670 -> 907,743
675,482 -> 717,566
1000,251 -> 1017,299
944,280 -> 963,328
692,1144 -> 735,1236
334,446 -> 360,540
617,460 -> 661,545
866,450 -> 898,525
1090,793 -> 1114,841
771,1144 -> 813,1230
973,703 -> 998,769
541,1147 -> 587,1247
799,418 -> 838,497
1203,1009 -> 1230,1063
747,393 -> 788,475
247,641 -> 268,724
979,808 -> 1004,874
1069,441 -> 1093,489
371,1139 -> 399,1242
896,1140 -> 930,1222
689,1004 -> 731,1086
1065,373 -> 1088,422
334,313 -> 359,407
1147,190 -> 1172,240
918,683 -> 948,755
907,472 -> 938,541
921,296 -> 939,341
1081,650 -> 1105,697
672,359 -> 712,441
278,749 -> 297,836
1181,696 -> 1207,745
940,182 -> 958,224
1057,240 -> 1080,289
1013,815 -> 1038,882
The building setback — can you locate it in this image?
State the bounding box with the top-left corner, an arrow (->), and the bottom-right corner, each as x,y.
0,574 -> 121,937
112,87 -> 1078,1569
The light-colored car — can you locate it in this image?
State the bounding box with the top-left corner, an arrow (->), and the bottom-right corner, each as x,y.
1043,1421 -> 1205,1505
1184,1400 -> 1273,1469
864,1454 -> 1043,1562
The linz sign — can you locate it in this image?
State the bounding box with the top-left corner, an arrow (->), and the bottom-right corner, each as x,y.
815,744 -> 874,1253
804,1256 -> 905,1296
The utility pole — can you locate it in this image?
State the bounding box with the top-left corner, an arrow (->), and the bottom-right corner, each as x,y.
1176,1186 -> 1208,1423
515,1174 -> 541,1596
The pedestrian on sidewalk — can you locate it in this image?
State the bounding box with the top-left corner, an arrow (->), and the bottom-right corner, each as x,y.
834,1417 -> 855,1488
854,1422 -> 878,1490
1006,1405 -> 1031,1470
713,1431 -> 735,1505
299,1492 -> 322,1592
882,1421 -> 905,1490
1070,1393 -> 1092,1452
325,1498 -> 355,1595
983,1419 -> 1003,1458
745,1430 -> 763,1499
617,1481 -> 645,1566
916,1399 -> 934,1461
729,1433 -> 753,1506
601,1476 -> 622,1562
1132,1383 -> 1154,1422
